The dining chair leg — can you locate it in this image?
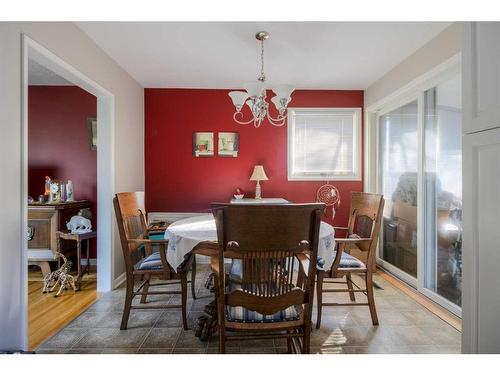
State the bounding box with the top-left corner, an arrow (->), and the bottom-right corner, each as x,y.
346,274 -> 356,302
212,273 -> 226,354
120,275 -> 134,330
302,326 -> 311,354
140,274 -> 150,304
219,329 -> 226,354
180,272 -> 188,330
191,256 -> 197,299
316,271 -> 324,329
365,272 -> 379,325
287,330 -> 293,354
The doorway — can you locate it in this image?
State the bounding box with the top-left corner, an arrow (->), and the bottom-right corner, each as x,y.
22,35 -> 115,350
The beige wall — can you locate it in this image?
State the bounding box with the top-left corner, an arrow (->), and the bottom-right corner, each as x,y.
0,22 -> 144,350
365,22 -> 464,108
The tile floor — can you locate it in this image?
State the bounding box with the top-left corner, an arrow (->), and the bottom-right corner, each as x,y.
36,265 -> 461,354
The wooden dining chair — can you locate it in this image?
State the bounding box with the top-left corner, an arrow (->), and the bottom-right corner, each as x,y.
113,192 -> 196,330
211,203 -> 324,354
315,192 -> 384,329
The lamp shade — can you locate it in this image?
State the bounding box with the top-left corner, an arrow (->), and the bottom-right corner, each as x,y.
271,95 -> 291,112
244,81 -> 266,97
272,84 -> 295,100
228,91 -> 249,111
249,165 -> 269,181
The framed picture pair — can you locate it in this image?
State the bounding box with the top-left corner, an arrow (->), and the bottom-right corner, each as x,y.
192,132 -> 239,157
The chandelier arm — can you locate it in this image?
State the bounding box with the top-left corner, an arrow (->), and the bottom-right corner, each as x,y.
233,111 -> 257,125
266,112 -> 287,127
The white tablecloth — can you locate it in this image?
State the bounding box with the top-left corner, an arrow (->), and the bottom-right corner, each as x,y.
164,214 -> 335,271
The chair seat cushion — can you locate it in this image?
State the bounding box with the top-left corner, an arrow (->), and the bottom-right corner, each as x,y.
135,252 -> 163,270
334,251 -> 365,268
225,305 -> 300,323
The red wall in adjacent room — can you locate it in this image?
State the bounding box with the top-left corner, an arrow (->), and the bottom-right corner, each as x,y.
28,86 -> 97,257
145,88 -> 364,226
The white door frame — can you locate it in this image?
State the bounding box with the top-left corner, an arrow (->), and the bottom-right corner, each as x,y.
364,53 -> 462,317
21,35 -> 115,349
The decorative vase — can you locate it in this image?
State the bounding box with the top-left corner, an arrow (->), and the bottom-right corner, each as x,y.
66,180 -> 74,202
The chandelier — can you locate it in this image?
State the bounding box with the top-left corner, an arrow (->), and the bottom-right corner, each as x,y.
228,31 -> 295,128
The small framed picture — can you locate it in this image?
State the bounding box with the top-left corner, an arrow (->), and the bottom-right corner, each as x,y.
192,132 -> 214,157
218,132 -> 239,157
87,117 -> 97,151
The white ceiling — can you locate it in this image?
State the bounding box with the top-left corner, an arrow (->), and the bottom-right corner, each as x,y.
28,58 -> 73,85
77,22 -> 451,89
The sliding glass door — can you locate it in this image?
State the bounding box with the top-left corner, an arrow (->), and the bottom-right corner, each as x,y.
423,73 -> 462,309
379,100 -> 419,281
375,68 -> 462,314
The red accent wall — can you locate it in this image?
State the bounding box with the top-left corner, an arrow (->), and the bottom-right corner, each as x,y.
145,88 -> 364,226
28,86 -> 97,257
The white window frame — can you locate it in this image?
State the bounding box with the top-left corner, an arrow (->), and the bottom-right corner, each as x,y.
287,107 -> 362,181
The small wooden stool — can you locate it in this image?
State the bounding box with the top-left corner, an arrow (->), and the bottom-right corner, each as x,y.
56,230 -> 97,290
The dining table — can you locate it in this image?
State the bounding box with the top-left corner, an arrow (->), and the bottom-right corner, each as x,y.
163,213 -> 336,340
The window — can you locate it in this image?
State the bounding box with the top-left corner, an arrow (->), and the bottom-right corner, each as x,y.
287,108 -> 362,181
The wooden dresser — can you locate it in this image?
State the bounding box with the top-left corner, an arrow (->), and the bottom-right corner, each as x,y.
28,201 -> 90,275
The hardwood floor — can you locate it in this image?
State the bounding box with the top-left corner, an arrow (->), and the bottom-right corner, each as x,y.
28,272 -> 99,350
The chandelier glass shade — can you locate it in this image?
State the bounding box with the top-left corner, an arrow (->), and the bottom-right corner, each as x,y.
228,32 -> 295,128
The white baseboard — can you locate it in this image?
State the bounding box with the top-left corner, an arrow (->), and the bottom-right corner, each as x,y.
80,258 -> 97,266
113,272 -> 126,289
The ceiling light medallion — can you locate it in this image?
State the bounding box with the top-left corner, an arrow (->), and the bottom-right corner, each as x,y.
228,31 -> 295,128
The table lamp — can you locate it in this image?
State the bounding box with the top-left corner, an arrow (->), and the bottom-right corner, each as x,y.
250,165 -> 269,199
